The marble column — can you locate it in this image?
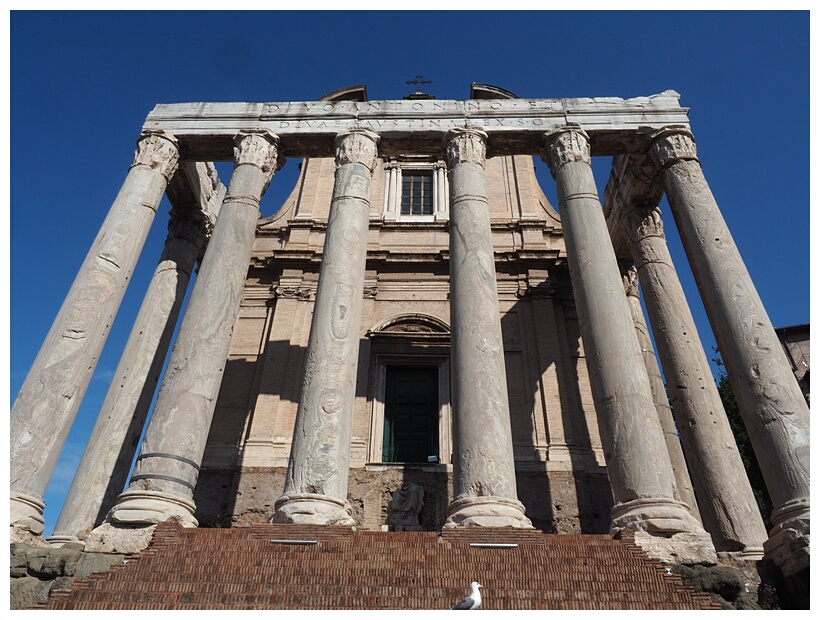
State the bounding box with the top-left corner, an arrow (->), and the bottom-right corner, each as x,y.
620,264 -> 701,525
624,203 -> 768,556
273,128 -> 380,525
649,128 -> 810,576
443,127 -> 531,529
10,130 -> 179,541
542,126 -> 712,564
48,190 -> 221,546
101,130 -> 281,529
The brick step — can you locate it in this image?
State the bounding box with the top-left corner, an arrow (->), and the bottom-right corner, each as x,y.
33,521 -> 720,610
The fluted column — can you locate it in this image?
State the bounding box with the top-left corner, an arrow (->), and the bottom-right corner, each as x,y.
620,264 -> 701,525
624,202 -> 768,556
273,128 -> 380,525
10,130 -> 179,541
100,130 -> 281,529
542,126 -> 712,564
443,127 -> 531,529
649,127 -> 810,576
48,192 -> 221,546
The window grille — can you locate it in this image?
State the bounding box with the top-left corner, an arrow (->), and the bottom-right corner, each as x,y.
401,172 -> 434,215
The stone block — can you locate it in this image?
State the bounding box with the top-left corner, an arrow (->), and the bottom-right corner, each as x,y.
75,552 -> 126,578
10,575 -> 52,610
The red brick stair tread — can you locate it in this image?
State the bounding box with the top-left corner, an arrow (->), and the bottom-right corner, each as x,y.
32,521 -> 720,610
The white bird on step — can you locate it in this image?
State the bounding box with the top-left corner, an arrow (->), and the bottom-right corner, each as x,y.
451,582 -> 483,609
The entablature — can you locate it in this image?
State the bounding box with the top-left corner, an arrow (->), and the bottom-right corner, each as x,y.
144,91 -> 689,161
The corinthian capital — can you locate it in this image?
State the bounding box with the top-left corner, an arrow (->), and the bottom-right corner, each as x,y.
335,128 -> 380,171
624,204 -> 665,244
620,263 -> 640,299
132,130 -> 180,181
541,126 -> 591,177
444,127 -> 488,168
648,127 -> 699,171
233,130 -> 283,180
167,206 -> 208,246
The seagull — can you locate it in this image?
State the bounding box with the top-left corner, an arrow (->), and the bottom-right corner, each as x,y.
451,582 -> 483,609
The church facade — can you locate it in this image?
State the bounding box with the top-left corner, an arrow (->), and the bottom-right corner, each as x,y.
10,85 -> 809,593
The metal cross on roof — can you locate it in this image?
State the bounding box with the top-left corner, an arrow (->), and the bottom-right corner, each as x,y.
406,75 -> 432,88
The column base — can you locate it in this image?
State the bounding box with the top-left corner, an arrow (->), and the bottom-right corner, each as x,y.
443,496 -> 533,529
762,498 -> 810,578
716,547 -> 765,561
105,489 -> 198,528
611,497 -> 716,564
46,534 -> 83,548
10,492 -> 46,541
271,493 -> 356,526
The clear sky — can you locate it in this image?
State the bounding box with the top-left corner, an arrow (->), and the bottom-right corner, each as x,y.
7,9 -> 811,538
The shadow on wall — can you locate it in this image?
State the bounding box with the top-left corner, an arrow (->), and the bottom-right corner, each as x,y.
193,280 -> 613,533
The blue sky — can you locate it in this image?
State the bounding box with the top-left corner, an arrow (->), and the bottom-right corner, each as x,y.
7,10 -> 811,537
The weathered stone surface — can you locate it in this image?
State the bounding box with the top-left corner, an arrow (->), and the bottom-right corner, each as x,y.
274,129 -> 379,525
622,202 -> 767,554
620,263 -> 700,522
443,127 -> 531,529
103,131 -> 280,529
143,91 -> 691,159
631,530 -> 717,565
74,551 -> 126,578
51,167 -> 225,544
83,522 -> 156,554
9,542 -> 126,610
10,130 -> 179,541
10,575 -> 52,610
650,127 -> 810,575
674,564 -> 760,609
542,126 -> 713,562
386,483 -> 425,531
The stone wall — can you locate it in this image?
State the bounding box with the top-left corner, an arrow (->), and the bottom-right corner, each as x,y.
194,465 -> 613,534
9,542 -> 124,610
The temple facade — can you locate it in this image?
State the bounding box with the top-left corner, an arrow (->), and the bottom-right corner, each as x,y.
10,85 -> 809,591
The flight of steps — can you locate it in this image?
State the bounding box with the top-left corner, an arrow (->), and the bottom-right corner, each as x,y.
33,521 -> 720,610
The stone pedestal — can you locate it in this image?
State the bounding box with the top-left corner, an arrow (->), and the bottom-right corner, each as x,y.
624,202 -> 767,556
443,127 -> 531,529
649,128 -> 809,576
272,128 -> 379,526
99,130 -> 281,537
10,130 -> 179,541
542,126 -> 713,563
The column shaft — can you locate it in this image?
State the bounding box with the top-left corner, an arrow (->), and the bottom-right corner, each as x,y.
273,128 -> 379,525
625,203 -> 768,555
10,131 -> 179,539
650,128 -> 809,575
49,190 -> 221,544
444,127 -> 531,529
620,264 -> 701,524
101,130 -> 281,528
542,127 -> 712,564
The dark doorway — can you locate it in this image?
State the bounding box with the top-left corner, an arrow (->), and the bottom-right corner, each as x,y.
382,366 -> 439,463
